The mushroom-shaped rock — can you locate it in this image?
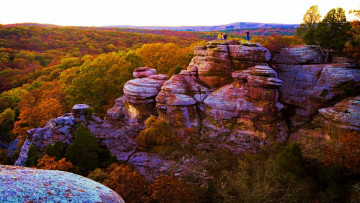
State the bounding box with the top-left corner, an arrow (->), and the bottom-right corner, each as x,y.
133,67 -> 156,78
0,165 -> 124,202
123,74 -> 168,103
72,104 -> 91,118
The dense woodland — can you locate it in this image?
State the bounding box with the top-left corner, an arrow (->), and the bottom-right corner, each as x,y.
0,5 -> 360,203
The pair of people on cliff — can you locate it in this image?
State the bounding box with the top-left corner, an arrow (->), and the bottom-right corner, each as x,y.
217,32 -> 227,40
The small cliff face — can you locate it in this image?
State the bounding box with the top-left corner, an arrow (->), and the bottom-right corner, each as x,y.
272,46 -> 360,127
0,165 -> 124,202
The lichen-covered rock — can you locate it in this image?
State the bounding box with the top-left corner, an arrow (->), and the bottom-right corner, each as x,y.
272,46 -> 324,64
273,63 -> 360,127
133,67 -> 156,78
201,65 -> 287,153
188,41 -> 270,89
0,165 -> 124,202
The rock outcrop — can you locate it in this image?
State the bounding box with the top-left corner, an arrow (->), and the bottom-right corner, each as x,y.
317,95 -> 360,138
15,104 -> 101,166
273,48 -> 360,127
0,165 -> 124,202
156,70 -> 213,133
15,41 -> 360,182
201,65 -> 287,152
188,41 -> 270,89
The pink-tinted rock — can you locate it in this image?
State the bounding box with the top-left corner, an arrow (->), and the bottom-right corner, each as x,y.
188,41 -> 271,89
156,72 -> 213,131
201,65 -> 287,153
133,67 -> 156,78
273,63 -> 360,127
272,46 -> 324,64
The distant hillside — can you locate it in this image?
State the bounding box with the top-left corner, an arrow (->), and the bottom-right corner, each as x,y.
107,22 -> 299,31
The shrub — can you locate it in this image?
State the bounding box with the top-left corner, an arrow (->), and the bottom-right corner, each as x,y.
25,145 -> 40,167
148,175 -> 198,203
37,154 -> 73,171
135,118 -> 177,154
65,125 -> 114,175
324,131 -> 360,173
88,163 -> 147,203
45,141 -> 67,160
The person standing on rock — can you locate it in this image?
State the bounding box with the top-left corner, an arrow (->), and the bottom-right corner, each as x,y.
223,33 -> 228,40
246,31 -> 250,41
217,32 -> 222,40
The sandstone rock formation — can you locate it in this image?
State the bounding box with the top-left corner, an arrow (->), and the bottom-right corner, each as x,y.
201,65 -> 287,152
273,48 -> 360,127
133,67 -> 156,78
317,95 -> 360,138
0,165 -> 124,202
14,41 -> 360,182
188,41 -> 270,89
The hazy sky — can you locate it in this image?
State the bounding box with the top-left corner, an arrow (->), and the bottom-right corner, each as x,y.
1,0 -> 359,26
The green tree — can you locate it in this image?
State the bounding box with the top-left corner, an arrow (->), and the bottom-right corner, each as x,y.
315,8 -> 351,62
25,145 -> 40,167
45,141 -> 67,160
65,125 -> 101,175
297,5 -> 321,45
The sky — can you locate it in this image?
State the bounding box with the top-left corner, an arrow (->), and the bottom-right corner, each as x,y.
1,0 -> 359,26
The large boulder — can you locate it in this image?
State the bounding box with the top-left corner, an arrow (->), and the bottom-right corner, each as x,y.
201,65 -> 287,153
0,165 -> 124,202
188,41 -> 270,89
272,63 -> 360,127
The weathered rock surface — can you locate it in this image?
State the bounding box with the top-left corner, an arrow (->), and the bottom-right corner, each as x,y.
0,165 -> 124,202
272,46 -> 324,64
133,67 -> 156,78
317,95 -> 360,137
188,41 -> 270,89
107,74 -> 168,127
272,63 -> 360,127
156,70 -> 213,132
201,65 -> 287,153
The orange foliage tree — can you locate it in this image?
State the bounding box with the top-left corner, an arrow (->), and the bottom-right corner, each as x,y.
136,43 -> 192,75
147,175 -> 197,203
13,82 -> 65,142
251,34 -> 303,54
37,154 -> 73,171
344,10 -> 360,63
88,163 -> 148,203
324,131 -> 360,173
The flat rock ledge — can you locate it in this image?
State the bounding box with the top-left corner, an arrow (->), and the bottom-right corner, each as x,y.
0,165 -> 124,203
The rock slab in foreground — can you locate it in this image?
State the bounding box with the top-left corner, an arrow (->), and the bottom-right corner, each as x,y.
0,165 -> 124,203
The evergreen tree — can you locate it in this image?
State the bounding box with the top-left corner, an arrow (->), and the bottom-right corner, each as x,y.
315,8 -> 351,62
